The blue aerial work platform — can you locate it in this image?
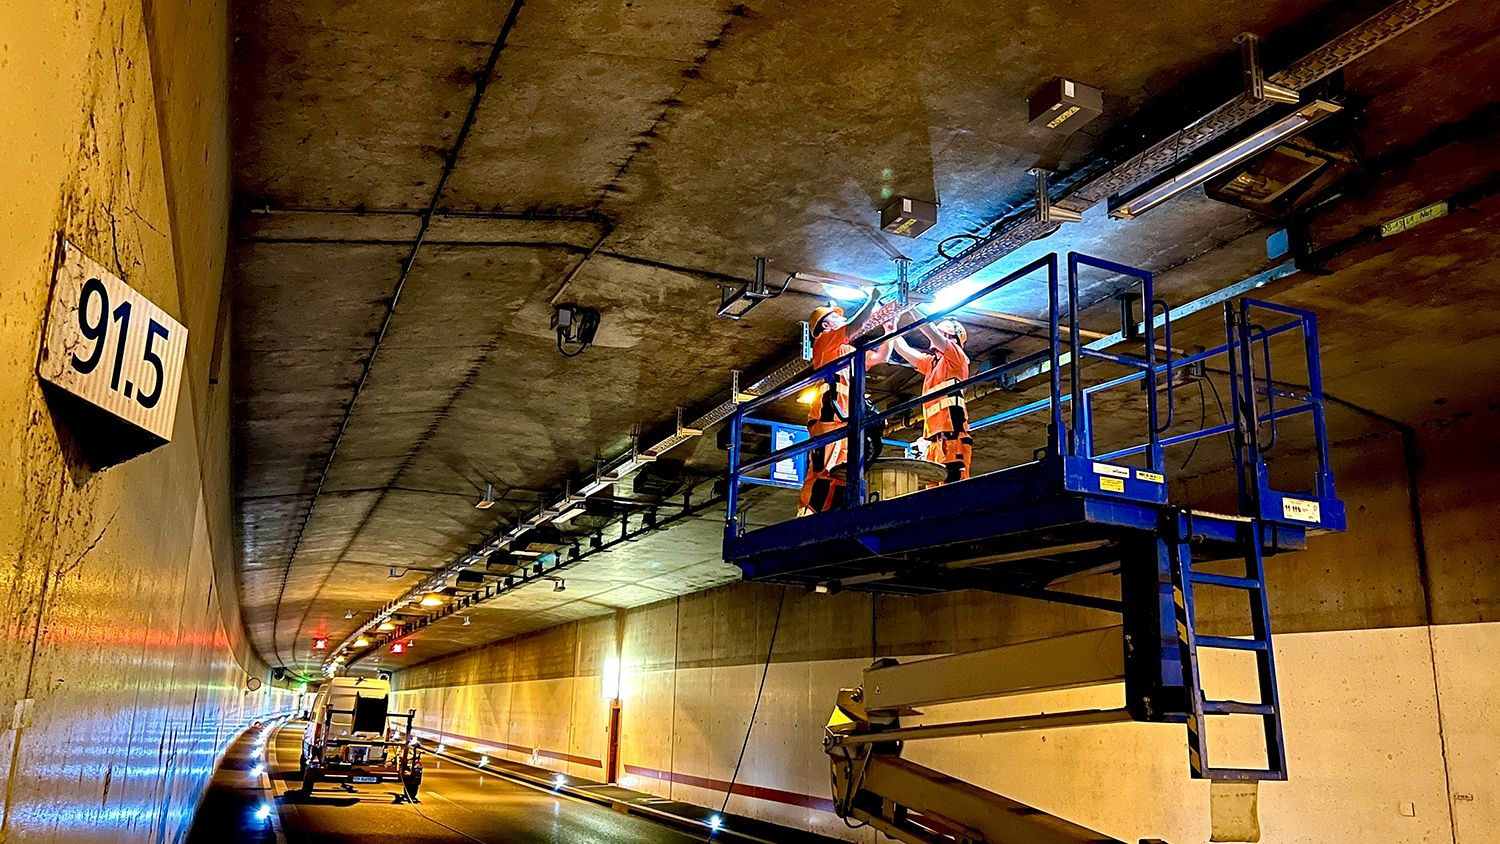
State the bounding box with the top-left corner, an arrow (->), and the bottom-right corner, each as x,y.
723,252 -> 1345,783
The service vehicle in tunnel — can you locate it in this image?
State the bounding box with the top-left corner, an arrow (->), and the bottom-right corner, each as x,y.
299,676 -> 423,801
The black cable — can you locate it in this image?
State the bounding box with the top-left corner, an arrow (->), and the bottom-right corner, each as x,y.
1179,379 -> 1208,471
720,586 -> 787,815
937,233 -> 982,260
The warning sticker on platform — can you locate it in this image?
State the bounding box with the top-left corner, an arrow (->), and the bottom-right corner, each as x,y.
1099,477 -> 1126,493
1092,462 -> 1130,479
1136,470 -> 1165,484
1281,498 -> 1321,523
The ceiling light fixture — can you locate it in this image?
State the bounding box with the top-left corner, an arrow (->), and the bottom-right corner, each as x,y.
354,636 -> 371,648
1109,99 -> 1343,220
419,594 -> 446,608
475,482 -> 496,510
344,609 -> 355,619
376,621 -> 396,632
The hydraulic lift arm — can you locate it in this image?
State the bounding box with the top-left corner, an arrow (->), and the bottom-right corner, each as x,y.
824,627 -> 1165,844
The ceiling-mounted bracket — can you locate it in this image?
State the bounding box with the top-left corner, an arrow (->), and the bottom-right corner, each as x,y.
676,406 -> 703,437
893,257 -> 912,308
1031,168 -> 1083,224
1235,33 -> 1300,104
731,370 -> 759,404
718,256 -> 780,319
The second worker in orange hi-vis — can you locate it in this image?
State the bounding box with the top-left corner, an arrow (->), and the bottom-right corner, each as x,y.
798,292 -> 890,516
892,314 -> 973,485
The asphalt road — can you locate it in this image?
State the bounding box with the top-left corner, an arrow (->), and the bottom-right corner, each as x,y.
269,725 -> 709,844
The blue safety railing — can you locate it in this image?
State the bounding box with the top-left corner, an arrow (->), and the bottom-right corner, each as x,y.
724,251 -> 1337,541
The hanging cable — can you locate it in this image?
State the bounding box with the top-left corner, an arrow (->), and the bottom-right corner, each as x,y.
720,586 -> 787,815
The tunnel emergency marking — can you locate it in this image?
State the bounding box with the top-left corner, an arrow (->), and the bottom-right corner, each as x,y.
37,241 -> 187,442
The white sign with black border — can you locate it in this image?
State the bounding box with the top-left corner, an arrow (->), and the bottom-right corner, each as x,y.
37,241 -> 187,443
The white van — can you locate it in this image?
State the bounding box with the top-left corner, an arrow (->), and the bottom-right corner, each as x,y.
299,676 -> 422,800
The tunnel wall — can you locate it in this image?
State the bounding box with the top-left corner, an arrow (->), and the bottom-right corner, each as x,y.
0,2 -> 293,842
394,416 -> 1499,843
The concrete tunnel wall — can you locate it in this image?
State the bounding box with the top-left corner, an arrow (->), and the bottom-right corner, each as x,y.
0,2 -> 294,841
392,412 -> 1500,843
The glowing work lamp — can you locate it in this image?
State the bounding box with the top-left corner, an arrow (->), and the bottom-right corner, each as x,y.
312,637 -> 328,651
419,593 -> 446,608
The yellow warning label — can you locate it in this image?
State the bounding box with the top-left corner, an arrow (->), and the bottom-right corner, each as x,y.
1100,477 -> 1125,493
1136,470 -> 1165,484
1380,202 -> 1448,238
1047,105 -> 1081,129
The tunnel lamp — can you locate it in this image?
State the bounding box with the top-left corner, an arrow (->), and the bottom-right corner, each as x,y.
708,814 -> 723,831
475,482 -> 496,510
312,637 -> 328,651
552,773 -> 567,789
1109,99 -> 1343,219
254,804 -> 272,822
419,594 -> 446,608
376,621 -> 396,632
249,764 -> 263,778
354,636 -> 371,648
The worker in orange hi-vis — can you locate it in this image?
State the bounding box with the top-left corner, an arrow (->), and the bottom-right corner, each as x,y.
891,314 -> 973,485
798,292 -> 890,516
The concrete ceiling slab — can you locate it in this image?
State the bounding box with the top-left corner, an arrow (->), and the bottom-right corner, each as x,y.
229,0 -> 1500,678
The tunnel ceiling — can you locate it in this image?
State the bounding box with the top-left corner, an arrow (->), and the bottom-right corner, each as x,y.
228,0 -> 1500,679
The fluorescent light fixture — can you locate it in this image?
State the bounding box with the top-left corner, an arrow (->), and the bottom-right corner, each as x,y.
821,283 -> 867,303
475,482 -> 496,509
553,504 -> 587,524
511,549 -> 543,558
419,594 -> 446,608
376,621 -> 396,632
1110,99 -> 1343,220
927,276 -> 986,314
354,636 -> 370,648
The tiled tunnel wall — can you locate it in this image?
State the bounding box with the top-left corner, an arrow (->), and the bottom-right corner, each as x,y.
0,2 -> 293,841
394,413 -> 1500,843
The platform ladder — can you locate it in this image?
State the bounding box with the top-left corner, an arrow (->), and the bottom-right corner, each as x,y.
1168,515 -> 1287,782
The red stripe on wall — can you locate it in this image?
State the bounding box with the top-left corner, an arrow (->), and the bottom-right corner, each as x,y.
414,726 -> 603,769
623,763 -> 837,813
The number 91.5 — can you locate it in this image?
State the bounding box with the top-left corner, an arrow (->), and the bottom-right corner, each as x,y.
70,277 -> 171,410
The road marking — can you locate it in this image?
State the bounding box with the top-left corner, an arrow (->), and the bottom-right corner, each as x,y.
422,788 -> 475,813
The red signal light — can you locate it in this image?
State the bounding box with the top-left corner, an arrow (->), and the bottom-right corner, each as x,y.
312,637 -> 329,651
390,641 -> 406,655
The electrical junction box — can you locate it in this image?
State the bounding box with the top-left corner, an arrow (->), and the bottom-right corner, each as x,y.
880,196 -> 938,238
1029,78 -> 1103,134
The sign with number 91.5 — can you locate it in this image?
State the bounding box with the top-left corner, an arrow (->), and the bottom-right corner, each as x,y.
38,242 -> 187,442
